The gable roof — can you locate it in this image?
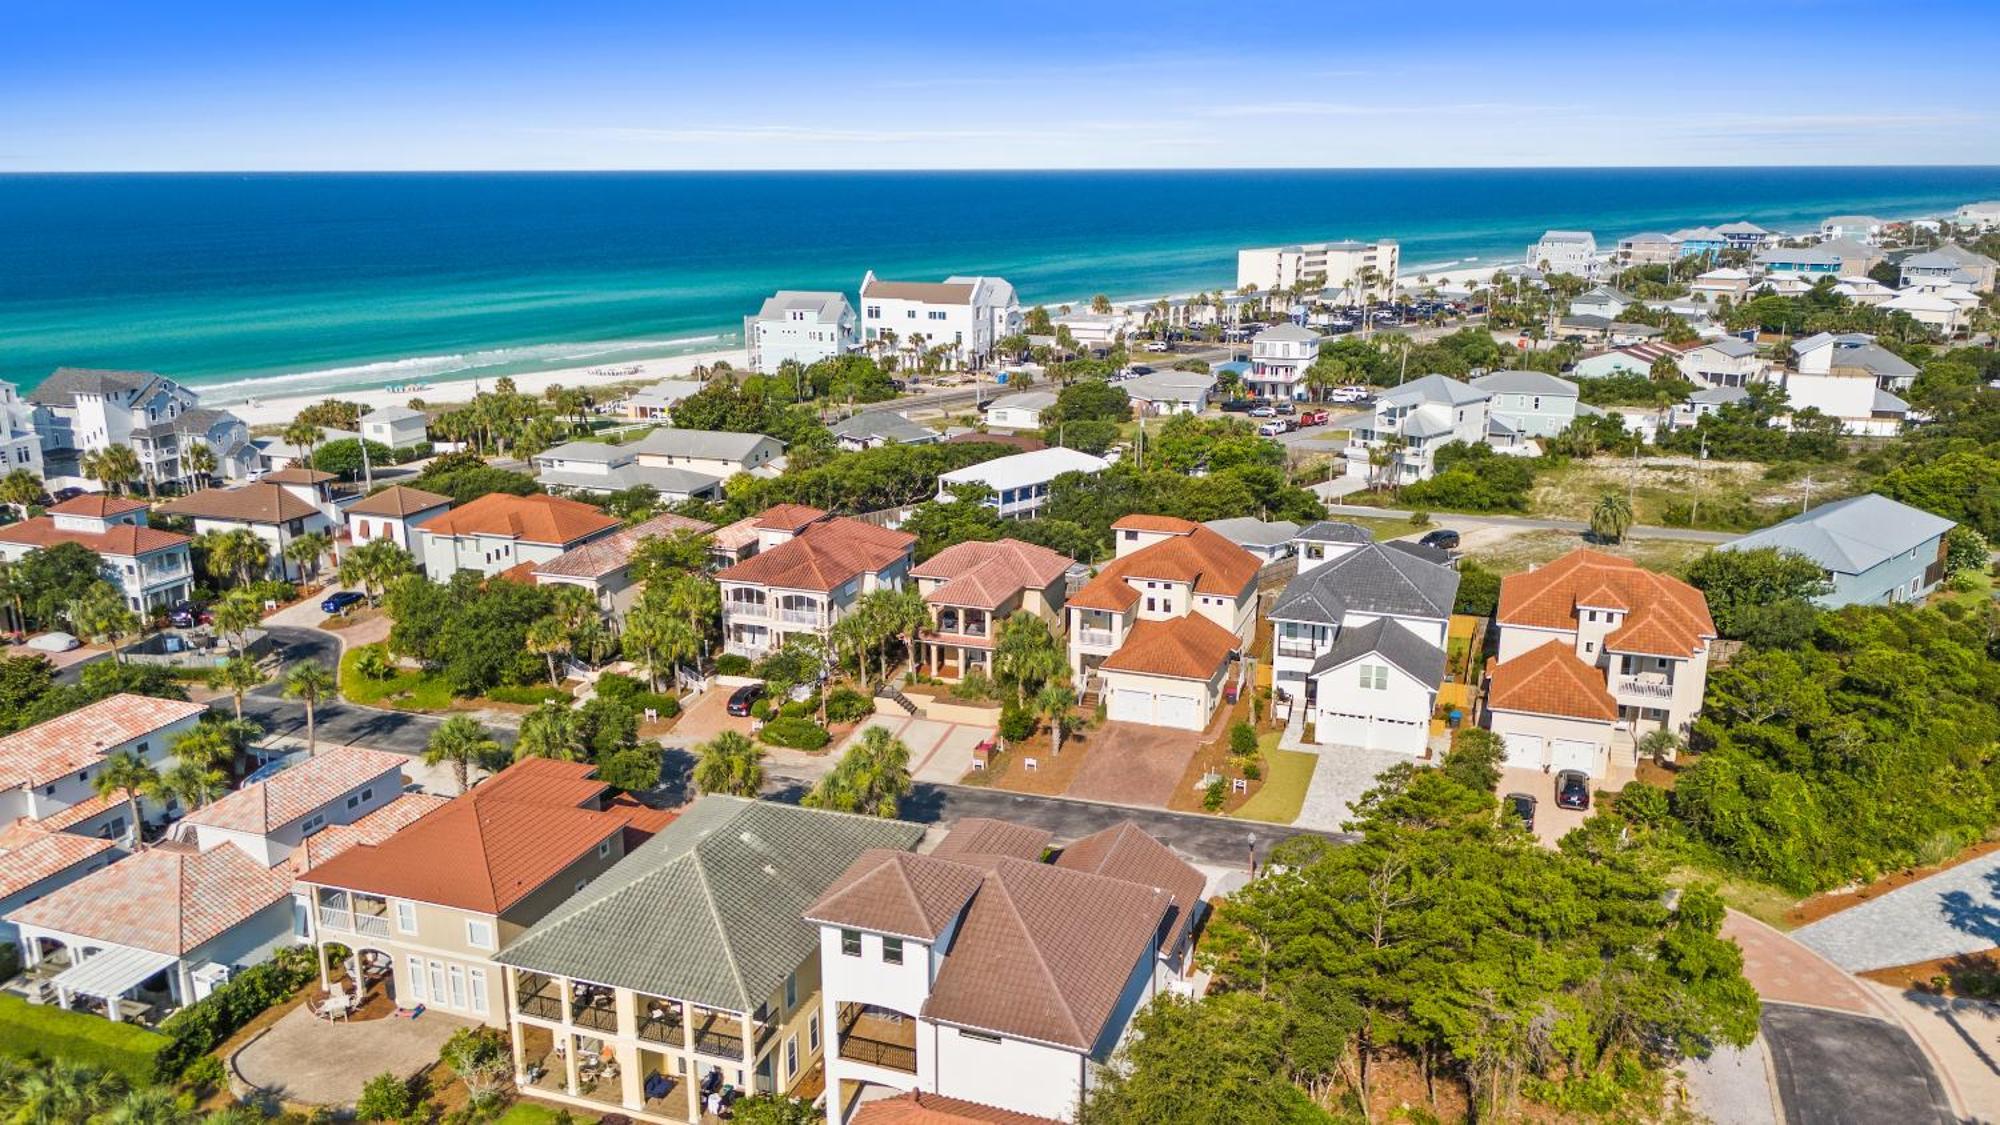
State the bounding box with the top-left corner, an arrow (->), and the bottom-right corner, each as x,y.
184,747 -> 405,836
1471,369 -> 1578,397
913,539 -> 1073,610
716,516 -> 914,593
1720,493 -> 1954,575
627,428 -> 782,463
0,825 -> 116,899
805,850 -> 986,941
532,512 -> 715,582
1307,617 -> 1447,689
345,485 -> 452,519
159,483 -> 321,526
938,448 -> 1109,493
1099,614 -> 1239,681
27,368 -> 157,407
1269,542 -> 1459,626
927,819 -> 1053,865
1254,322 -> 1319,344
292,792 -> 451,871
0,695 -> 206,791
0,515 -> 189,558
261,467 -> 335,486
1295,520 -> 1375,545
1050,821 -> 1205,951
862,278 -> 977,305
1201,517 -> 1302,549
1067,517 -> 1260,610
47,495 -> 148,519
7,844 -> 292,955
1378,373 -> 1489,409
1496,549 -> 1714,656
418,492 -> 620,546
831,411 -> 938,445
1486,641 -> 1619,722
495,796 -> 923,1012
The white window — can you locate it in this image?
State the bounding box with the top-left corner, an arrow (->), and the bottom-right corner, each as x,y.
466,919 -> 495,950
469,968 -> 489,1016
428,960 -> 446,1003
395,901 -> 417,934
407,956 -> 425,1003
448,965 -> 468,1009
809,1013 -> 821,1052
1358,664 -> 1388,690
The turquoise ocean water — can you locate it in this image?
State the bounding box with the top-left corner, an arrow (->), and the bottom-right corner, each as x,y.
2,168 -> 1997,401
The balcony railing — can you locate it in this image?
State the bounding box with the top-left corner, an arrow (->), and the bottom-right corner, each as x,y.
315,906 -> 348,932
1275,641 -> 1318,659
351,913 -> 391,938
693,1028 -> 745,1060
1614,676 -> 1675,700
725,603 -> 768,621
639,1013 -> 684,1044
573,1004 -> 618,1033
776,608 -> 825,626
517,993 -> 563,1021
839,1034 -> 918,1073
1077,628 -> 1117,648
315,906 -> 390,937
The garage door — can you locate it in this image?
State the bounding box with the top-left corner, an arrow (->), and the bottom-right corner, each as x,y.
1501,732 -> 1544,770
1316,711 -> 1370,749
1155,694 -> 1202,730
1550,739 -> 1599,776
1107,689 -> 1154,725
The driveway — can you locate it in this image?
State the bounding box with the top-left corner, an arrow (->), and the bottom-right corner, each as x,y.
671,687 -> 754,745
1794,852 -> 2000,972
839,714 -> 993,784
1065,722 -> 1202,808
1761,1003 -> 1956,1125
1291,744 -> 1410,832
233,1001 -> 473,1108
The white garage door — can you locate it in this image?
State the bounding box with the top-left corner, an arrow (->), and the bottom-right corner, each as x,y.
1155,694 -> 1202,731
1550,739 -> 1599,776
1316,711 -> 1370,749
1107,689 -> 1154,725
1501,732 -> 1544,770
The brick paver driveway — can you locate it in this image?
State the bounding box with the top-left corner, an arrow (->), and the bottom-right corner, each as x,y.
1794,852 -> 2000,972
1065,722 -> 1202,808
234,1002 -> 472,1108
670,687 -> 754,745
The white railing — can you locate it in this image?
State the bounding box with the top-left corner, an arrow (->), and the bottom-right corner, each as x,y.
724,604 -> 768,621
1614,676 -> 1675,700
316,906 -> 349,932
1078,628 -> 1117,648
777,609 -> 825,626
352,913 -> 392,938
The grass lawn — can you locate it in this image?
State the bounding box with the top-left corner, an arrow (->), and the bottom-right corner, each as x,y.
1461,529 -> 1713,577
1528,456 -> 1867,530
496,1101 -> 566,1124
338,646 -> 455,711
1232,747 -> 1318,824
1931,567 -> 1997,612
1668,865 -> 1804,931
0,993 -> 166,1083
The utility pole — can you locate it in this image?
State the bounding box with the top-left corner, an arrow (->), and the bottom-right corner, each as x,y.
359,428 -> 375,492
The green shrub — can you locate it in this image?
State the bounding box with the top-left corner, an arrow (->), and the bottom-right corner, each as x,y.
596,745 -> 662,792
714,654 -> 753,676
644,693 -> 680,718
593,673 -> 643,703
1228,721 -> 1257,758
757,717 -> 831,751
0,994 -> 165,1083
778,697 -> 815,720
177,1053 -> 227,1098
354,644 -> 395,681
749,697 -> 773,721
484,684 -> 570,706
997,703 -> 1038,742
153,944 -> 318,1080
825,687 -> 874,724
357,1070 -> 417,1121
1242,762 -> 1262,781
1203,778 -> 1226,811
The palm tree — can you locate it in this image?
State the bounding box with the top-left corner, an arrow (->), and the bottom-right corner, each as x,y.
692,731 -> 766,797
284,530 -> 333,584
170,721 -> 241,772
1590,492 -> 1635,544
525,615 -> 572,687
803,726 -> 911,818
0,468 -> 42,518
211,589 -> 262,654
1036,682 -> 1079,755
0,559 -> 27,634
9,1058 -> 126,1125
80,444 -> 141,497
211,653 -> 266,720
338,538 -> 415,606
282,420 -> 326,471
992,614 -> 1066,705
65,580 -> 138,660
515,701 -> 583,761
158,760 -> 227,810
92,752 -> 160,846
181,440 -> 217,491
92,1084 -> 196,1125
201,528 -> 270,587
829,612 -> 874,687
425,715 -> 502,794
284,660 -> 336,756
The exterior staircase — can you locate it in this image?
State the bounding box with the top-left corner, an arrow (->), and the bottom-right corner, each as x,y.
881,685 -> 921,716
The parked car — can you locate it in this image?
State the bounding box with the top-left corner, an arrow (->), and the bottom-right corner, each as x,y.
1555,770 -> 1591,811
1248,405 -> 1277,418
168,601 -> 210,629
1221,399 -> 1256,413
726,683 -> 766,717
1418,529 -> 1461,551
320,590 -> 365,615
1143,341 -> 1171,352
1329,386 -> 1370,403
1505,792 -> 1537,830
1126,364 -> 1153,376
26,632 -> 79,653
1258,420 -> 1288,437
50,487 -> 85,503
1299,409 -> 1329,427
1273,400 -> 1295,415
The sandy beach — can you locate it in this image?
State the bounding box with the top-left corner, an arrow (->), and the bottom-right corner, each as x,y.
205,346 -> 747,428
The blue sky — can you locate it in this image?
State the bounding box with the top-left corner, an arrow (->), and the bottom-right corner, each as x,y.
5,0 -> 1999,170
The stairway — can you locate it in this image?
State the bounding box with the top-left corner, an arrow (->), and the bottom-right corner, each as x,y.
882,686 -> 921,716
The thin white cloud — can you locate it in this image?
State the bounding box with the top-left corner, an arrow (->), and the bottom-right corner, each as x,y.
1201,100 -> 1570,118
536,124 -> 1037,145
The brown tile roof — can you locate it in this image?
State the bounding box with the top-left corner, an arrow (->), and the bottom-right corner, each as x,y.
1067,519 -> 1258,611
185,747 -> 406,835
262,467 -> 336,485
160,483 -> 321,525
716,516 -> 914,593
710,516 -> 762,554
7,844 -> 292,955
47,495 -> 147,518
532,512 -> 715,581
852,1093 -> 1061,1125
0,824 -> 116,899
290,792 -> 451,871
861,279 -> 975,305
419,492 -> 620,547
1497,549 -> 1714,657
928,818 -> 1052,865
806,850 -> 986,941
1486,642 -> 1620,722
0,695 -> 207,791
914,539 -> 1073,610
753,504 -> 828,532
922,858 -> 1172,1051
1099,614 -> 1239,681
0,515 -> 189,558
344,485 -> 452,519
297,759 -> 629,913
1053,822 -> 1205,951
1110,514 -> 1198,534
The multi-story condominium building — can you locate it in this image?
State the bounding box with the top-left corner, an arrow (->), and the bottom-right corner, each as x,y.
1246,323 -> 1321,401
1720,493 -> 1953,608
0,693 -> 206,844
1484,549 -> 1716,777
1675,338 -> 1768,389
810,817 -> 1206,1124
494,796 -> 923,1123
1067,516 -> 1258,731
1235,239 -> 1400,298
1527,230 -> 1597,275
160,468 -> 349,582
0,494 -> 194,615
717,506 -> 916,659
298,759 -> 665,1029
1269,524 -> 1460,754
1342,374 -> 1492,485
909,538 -> 1072,682
935,448 -> 1109,520
532,441 -> 725,502
859,272 -> 1021,370
27,368 -> 255,492
1781,332 -> 1917,437
0,384 -> 42,479
415,492 -> 621,580
1899,242 -> 1998,294
1471,370 -> 1582,442
1615,232 -> 1676,265
745,291 -> 860,375
343,485 -> 453,556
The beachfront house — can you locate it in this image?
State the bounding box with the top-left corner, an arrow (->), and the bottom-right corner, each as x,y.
159,469 -> 347,582
1718,493 -> 1954,608
1343,374 -> 1492,485
0,385 -> 43,483
358,405 -> 429,453
935,448 -> 1110,520
1236,239 -> 1399,299
1248,323 -> 1321,401
26,368 -> 257,494
1615,232 -> 1676,265
0,495 -> 194,615
532,441 -> 725,502
859,272 -> 1021,370
530,513 -> 715,620
1821,215 -> 1885,243
343,485 -> 453,557
745,291 -> 860,375
909,538 -> 1071,683
494,796 -> 924,1123
1714,222 -> 1774,251
1528,230 -> 1597,275
716,506 -> 915,659
417,492 -> 622,580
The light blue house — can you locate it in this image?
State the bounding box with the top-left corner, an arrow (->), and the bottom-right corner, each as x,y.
1755,246 -> 1843,277
1672,227 -> 1729,258
1718,493 -> 1955,607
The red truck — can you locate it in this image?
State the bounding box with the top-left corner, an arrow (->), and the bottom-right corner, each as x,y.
1299,409 -> 1330,427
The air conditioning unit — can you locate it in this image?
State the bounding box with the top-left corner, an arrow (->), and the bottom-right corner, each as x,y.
190,961 -> 235,1000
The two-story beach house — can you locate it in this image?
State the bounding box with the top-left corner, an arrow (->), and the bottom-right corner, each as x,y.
982,391 -> 1057,433
160,468 -> 350,582
530,512 -> 716,620
532,441 -> 726,502
1067,516 -> 1258,731
1718,493 -> 1954,607
746,292 -> 861,374
809,817 -> 1207,1124
859,273 -> 1021,370
0,694 -> 207,845
359,405 -> 430,454
343,485 -> 453,557
1484,549 -> 1716,778
176,746 -> 407,868
910,539 -> 1072,683
494,796 -> 923,1123
1343,374 -> 1492,485
717,506 -> 916,659
935,448 -> 1109,520
1899,242 -> 1997,294
1471,370 -> 1582,446
1246,323 -> 1321,401
0,495 -> 195,615
416,492 -> 622,580
1675,338 -> 1768,389
1781,332 -> 1916,437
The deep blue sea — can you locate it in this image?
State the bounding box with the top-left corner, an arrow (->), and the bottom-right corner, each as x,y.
3,168 -> 1998,400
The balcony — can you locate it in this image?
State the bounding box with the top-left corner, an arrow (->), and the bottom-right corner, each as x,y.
314,890 -> 391,937
689,1007 -> 745,1060
1077,628 -> 1117,648
724,602 -> 768,622
1614,675 -> 1675,701
776,607 -> 826,627
516,973 -> 564,1022
837,1003 -> 917,1074
1275,640 -> 1318,659
637,996 -> 684,1045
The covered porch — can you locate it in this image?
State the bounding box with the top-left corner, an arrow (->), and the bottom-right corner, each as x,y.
16,931 -> 183,1026
514,1021 -> 703,1123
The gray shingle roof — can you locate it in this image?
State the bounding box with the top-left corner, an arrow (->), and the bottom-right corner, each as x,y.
1201,517 -> 1301,548
1269,542 -> 1460,625
1254,323 -> 1319,343
1296,521 -> 1375,545
494,797 -> 923,1012
536,464 -> 722,497
1718,493 -> 1953,576
28,368 -> 158,407
628,428 -> 783,462
831,411 -> 938,445
1471,370 -> 1578,396
1307,617 -> 1447,689
1379,373 -> 1490,409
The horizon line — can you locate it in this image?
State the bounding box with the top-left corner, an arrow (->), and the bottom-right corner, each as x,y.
4,162 -> 2000,176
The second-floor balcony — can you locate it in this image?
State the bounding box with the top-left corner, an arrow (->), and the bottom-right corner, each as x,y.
837,1002 -> 917,1074
1076,627 -> 1117,649
515,972 -> 564,1022
314,888 -> 392,938
776,606 -> 826,627
1614,674 -> 1675,701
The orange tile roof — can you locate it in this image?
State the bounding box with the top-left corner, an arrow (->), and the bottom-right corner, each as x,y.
1068,520 -> 1258,611
47,495 -> 147,518
716,516 -> 915,593
418,492 -> 620,546
0,695 -> 207,791
36,792 -> 125,833
290,792 -> 452,871
0,515 -> 189,558
185,747 -> 406,835
852,1093 -> 1061,1125
753,504 -> 828,531
1100,614 -> 1239,681
0,824 -> 116,899
160,483 -> 321,525
1486,642 -> 1620,722
344,484 -> 452,518
262,467 -> 336,485
914,539 -> 1073,610
1497,548 -> 1714,657
1110,514 -> 1199,534
7,844 -> 293,955
532,512 -> 715,581
297,758 -> 629,913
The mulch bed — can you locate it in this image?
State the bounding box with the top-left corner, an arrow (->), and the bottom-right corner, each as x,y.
1786,838 -> 2000,927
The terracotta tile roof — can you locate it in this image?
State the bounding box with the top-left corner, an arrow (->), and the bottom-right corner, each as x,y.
0,515 -> 189,558
1053,822 -> 1205,952
184,747 -> 406,835
1497,549 -> 1714,656
1099,615 -> 1239,681
262,467 -> 336,485
0,824 -> 116,899
297,758 -> 628,913
807,850 -> 986,940
716,516 -> 914,593
344,485 -> 451,519
290,792 -> 451,871
928,818 -> 1052,864
914,539 -> 1073,610
852,1093 -> 1062,1125
7,844 -> 292,955
753,504 -> 828,532
922,857 -> 1172,1051
532,512 -> 715,581
160,483 -> 321,525
710,516 -> 761,554
419,492 -> 620,547
1068,519 -> 1258,611
47,495 -> 147,518
0,695 -> 207,791
1486,642 -> 1619,722
36,792 -> 125,832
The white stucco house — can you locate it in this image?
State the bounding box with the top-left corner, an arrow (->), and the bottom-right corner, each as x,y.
1782,332 -> 1916,436
1123,369 -> 1217,415
177,747 -> 407,868
1528,230 -> 1598,275
0,495 -> 195,615
343,485 -> 453,557
859,272 -> 1021,370
1247,323 -> 1321,401
359,405 -> 430,453
983,390 -> 1057,432
0,694 -> 207,845
158,468 -> 348,582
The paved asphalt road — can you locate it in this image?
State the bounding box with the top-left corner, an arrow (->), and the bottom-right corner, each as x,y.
1761,1003 -> 1956,1125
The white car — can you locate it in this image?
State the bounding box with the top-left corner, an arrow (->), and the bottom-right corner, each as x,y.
1143,341 -> 1170,352
1248,405 -> 1277,418
1330,386 -> 1369,402
26,632 -> 79,653
1258,420 -> 1287,437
